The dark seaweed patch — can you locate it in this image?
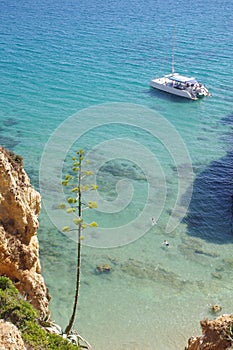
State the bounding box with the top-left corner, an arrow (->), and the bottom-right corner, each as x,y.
2,118 -> 18,127
0,136 -> 20,149
221,114 -> 233,126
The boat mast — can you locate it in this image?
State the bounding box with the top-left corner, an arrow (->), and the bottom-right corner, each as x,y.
172,24 -> 176,75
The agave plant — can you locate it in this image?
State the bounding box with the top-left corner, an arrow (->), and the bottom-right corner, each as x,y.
59,149 -> 98,341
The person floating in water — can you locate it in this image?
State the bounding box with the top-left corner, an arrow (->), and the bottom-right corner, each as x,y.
151,217 -> 157,226
163,240 -> 170,247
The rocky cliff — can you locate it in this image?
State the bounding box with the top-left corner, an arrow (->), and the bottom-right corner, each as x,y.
185,315 -> 232,350
0,146 -> 50,315
0,320 -> 26,350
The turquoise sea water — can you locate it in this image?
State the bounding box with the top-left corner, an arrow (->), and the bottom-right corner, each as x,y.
1,0 -> 233,349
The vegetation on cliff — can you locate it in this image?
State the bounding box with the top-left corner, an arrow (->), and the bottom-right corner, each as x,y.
0,276 -> 79,350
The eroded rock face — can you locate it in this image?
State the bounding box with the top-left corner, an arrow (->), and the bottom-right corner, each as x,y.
0,147 -> 50,315
0,320 -> 26,350
185,315 -> 232,350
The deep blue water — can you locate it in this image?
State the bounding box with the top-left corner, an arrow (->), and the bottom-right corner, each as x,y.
1,0 -> 233,349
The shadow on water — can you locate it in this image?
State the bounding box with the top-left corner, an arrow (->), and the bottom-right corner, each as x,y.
183,115 -> 233,244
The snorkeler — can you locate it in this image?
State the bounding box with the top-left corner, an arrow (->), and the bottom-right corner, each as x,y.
151,217 -> 157,226
163,240 -> 170,247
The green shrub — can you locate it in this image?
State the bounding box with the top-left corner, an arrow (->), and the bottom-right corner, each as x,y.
0,276 -> 79,349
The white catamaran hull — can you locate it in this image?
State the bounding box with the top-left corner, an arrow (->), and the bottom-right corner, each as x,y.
150,75 -> 210,100
150,78 -> 196,100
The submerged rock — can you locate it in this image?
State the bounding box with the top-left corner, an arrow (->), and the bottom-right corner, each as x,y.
96,263 -> 111,274
120,258 -> 188,290
100,159 -> 146,181
211,271 -> 222,280
0,147 -> 50,315
178,236 -> 219,263
209,304 -> 222,314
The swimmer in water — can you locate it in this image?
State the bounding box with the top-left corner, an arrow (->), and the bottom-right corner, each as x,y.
163,240 -> 170,247
151,217 -> 157,226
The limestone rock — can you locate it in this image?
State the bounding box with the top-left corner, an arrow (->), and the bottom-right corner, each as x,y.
0,320 -> 26,350
185,315 -> 232,350
0,147 -> 50,315
96,263 -> 111,274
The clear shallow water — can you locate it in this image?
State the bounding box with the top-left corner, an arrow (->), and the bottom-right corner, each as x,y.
1,0 -> 233,349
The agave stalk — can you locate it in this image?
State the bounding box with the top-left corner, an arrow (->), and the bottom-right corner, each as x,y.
64,151 -> 83,335
61,150 -> 98,336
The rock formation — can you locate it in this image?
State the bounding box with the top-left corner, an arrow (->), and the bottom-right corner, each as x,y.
0,320 -> 26,350
185,315 -> 232,350
0,147 -> 50,315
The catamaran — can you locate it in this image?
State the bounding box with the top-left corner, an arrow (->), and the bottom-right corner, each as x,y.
150,28 -> 210,100
150,73 -> 210,100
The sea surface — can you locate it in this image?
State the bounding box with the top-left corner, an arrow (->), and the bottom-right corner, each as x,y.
1,0 -> 233,349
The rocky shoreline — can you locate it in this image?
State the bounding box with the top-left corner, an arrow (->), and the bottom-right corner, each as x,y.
185,315 -> 232,350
